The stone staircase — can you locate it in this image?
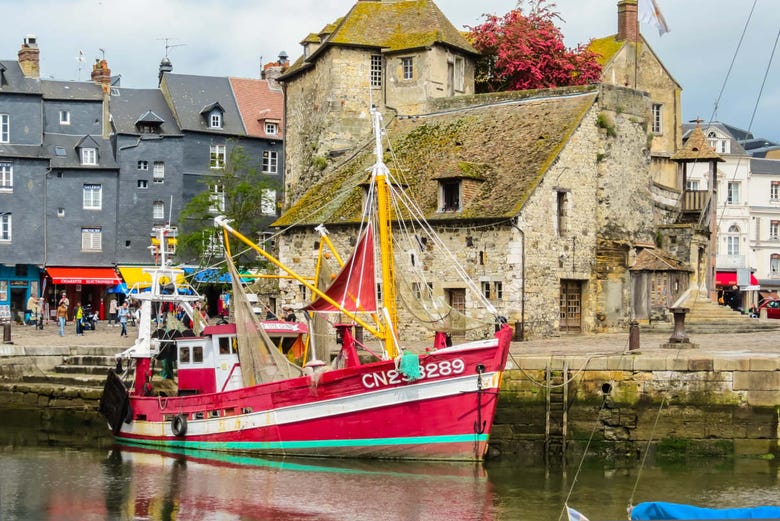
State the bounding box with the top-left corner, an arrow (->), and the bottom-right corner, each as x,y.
20,347 -> 119,389
641,290 -> 780,334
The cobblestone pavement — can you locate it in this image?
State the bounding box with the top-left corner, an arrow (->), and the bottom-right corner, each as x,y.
4,319 -> 779,359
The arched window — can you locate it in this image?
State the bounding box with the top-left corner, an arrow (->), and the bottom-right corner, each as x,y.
726,224 -> 740,256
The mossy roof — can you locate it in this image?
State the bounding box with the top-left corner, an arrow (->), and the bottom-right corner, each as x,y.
282,0 -> 478,79
630,248 -> 691,272
275,87 -> 598,228
588,35 -> 625,67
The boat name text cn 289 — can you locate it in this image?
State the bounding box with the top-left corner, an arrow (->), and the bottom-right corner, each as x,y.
361,359 -> 466,389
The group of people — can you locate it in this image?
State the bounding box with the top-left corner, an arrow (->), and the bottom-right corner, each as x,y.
24,295 -> 46,329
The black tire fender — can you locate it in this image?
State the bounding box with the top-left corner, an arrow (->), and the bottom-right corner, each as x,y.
171,413 -> 188,437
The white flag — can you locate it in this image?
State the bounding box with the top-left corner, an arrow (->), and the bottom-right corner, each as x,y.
567,506 -> 591,521
639,0 -> 670,36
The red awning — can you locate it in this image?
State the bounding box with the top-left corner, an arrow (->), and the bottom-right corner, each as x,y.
46,267 -> 122,285
715,271 -> 759,287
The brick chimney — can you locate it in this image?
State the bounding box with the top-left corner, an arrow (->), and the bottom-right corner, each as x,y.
617,0 -> 639,42
18,35 -> 40,78
91,59 -> 112,90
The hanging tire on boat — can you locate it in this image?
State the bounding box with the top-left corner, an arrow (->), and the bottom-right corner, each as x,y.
171,414 -> 187,437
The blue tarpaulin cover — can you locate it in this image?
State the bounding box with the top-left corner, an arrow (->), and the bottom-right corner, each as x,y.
631,501 -> 780,520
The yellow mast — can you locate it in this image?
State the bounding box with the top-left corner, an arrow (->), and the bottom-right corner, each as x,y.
372,109 -> 398,358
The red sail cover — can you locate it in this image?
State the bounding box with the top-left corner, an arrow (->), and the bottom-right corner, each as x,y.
305,224 -> 377,313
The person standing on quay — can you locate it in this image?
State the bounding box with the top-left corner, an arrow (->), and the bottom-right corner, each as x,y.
117,301 -> 129,337
108,297 -> 118,326
56,301 -> 68,336
75,303 -> 84,336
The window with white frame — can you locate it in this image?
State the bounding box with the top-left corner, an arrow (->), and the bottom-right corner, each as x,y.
137,180 -> 148,189
81,227 -> 102,251
454,56 -> 465,92
0,161 -> 12,191
262,150 -> 278,174
208,184 -> 225,214
0,114 -> 9,143
210,144 -> 226,169
772,182 -> 780,201
727,181 -> 740,205
80,147 -> 97,165
370,54 -> 383,88
153,200 -> 165,219
0,213 -> 10,241
707,131 -> 731,154
401,57 -> 414,80
726,224 -> 740,256
771,254 -> 780,275
771,220 -> 780,240
153,161 -> 164,183
203,230 -> 224,257
137,160 -> 148,171
685,179 -> 699,191
265,122 -> 278,135
82,184 -> 102,210
210,113 -> 222,129
481,281 -> 491,299
59,110 -> 70,125
261,189 -> 276,215
651,104 -> 662,134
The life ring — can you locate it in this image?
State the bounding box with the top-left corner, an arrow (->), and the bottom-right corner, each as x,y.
171,414 -> 188,437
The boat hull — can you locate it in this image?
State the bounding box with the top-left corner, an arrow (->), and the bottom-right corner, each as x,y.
102,330 -> 511,461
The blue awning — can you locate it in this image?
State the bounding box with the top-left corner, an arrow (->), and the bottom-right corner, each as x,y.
183,267 -> 250,284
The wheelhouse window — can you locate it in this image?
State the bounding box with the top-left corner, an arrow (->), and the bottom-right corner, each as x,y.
651,104 -> 662,134
370,54 -> 383,88
59,110 -> 70,125
81,227 -> 102,251
0,114 -> 8,143
153,161 -> 165,183
0,161 -> 12,191
0,213 -> 11,241
262,150 -> 278,174
80,147 -> 97,166
401,57 -> 414,80
210,144 -> 226,169
82,184 -> 102,210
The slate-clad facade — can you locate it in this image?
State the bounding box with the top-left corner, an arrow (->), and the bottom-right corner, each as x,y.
0,38 -> 284,321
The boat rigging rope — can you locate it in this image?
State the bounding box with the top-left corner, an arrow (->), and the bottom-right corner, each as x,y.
627,394 -> 667,513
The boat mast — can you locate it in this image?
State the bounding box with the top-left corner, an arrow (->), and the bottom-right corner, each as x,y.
371,108 -> 398,358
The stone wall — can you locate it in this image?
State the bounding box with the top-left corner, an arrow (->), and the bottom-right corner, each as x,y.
491,355 -> 780,459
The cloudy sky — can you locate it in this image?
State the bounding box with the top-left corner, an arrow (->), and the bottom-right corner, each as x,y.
1,0 -> 778,142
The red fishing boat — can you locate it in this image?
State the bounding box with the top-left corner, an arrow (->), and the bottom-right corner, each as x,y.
99,109 -> 512,461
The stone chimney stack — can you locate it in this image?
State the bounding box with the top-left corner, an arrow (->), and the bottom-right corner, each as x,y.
18,35 -> 40,78
91,59 -> 112,90
617,0 -> 639,42
261,51 -> 289,88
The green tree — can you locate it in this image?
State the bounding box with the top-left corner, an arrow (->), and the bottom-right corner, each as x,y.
179,145 -> 279,266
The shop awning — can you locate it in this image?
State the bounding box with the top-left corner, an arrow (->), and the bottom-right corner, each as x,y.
46,267 -> 122,285
183,267 -> 251,284
715,271 -> 759,287
118,266 -> 185,288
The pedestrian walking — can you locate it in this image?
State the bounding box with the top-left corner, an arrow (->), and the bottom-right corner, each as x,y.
74,302 -> 84,336
117,301 -> 130,337
37,297 -> 45,329
56,301 -> 68,336
108,297 -> 118,326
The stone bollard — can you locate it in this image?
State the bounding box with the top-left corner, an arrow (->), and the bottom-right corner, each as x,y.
3,322 -> 11,344
628,320 -> 640,351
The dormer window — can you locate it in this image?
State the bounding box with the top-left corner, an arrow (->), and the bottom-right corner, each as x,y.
210,113 -> 222,129
707,131 -> 731,154
135,110 -> 164,134
439,180 -> 461,212
265,122 -> 278,135
81,147 -> 97,165
201,102 -> 225,130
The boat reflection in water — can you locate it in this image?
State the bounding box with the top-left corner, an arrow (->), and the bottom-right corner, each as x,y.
106,443 -> 498,520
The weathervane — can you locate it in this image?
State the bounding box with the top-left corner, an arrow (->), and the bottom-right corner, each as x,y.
158,37 -> 186,57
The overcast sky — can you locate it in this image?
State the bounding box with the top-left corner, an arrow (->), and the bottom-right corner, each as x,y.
1,0 -> 778,142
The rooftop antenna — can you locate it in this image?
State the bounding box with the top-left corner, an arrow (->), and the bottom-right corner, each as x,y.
98,48 -> 105,60
75,49 -> 85,80
158,37 -> 186,58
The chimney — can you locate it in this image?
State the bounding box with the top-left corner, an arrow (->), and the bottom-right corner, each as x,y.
18,35 -> 40,78
91,59 -> 112,90
617,0 -> 639,42
158,56 -> 173,87
261,51 -> 289,88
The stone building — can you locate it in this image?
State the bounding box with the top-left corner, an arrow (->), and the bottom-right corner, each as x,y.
278,0 -> 479,204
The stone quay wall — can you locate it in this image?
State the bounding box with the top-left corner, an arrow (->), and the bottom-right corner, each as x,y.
491,352 -> 780,460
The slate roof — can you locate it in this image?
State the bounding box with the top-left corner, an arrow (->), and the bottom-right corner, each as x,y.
160,73 -> 245,134
0,143 -> 47,159
281,0 -> 478,80
751,158 -> 780,175
110,88 -> 181,136
229,77 -> 283,139
681,121 -> 747,156
0,60 -> 41,94
45,134 -> 118,170
275,86 -> 598,227
40,79 -> 103,101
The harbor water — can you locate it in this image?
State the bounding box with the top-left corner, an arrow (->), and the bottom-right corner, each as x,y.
0,409 -> 777,520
